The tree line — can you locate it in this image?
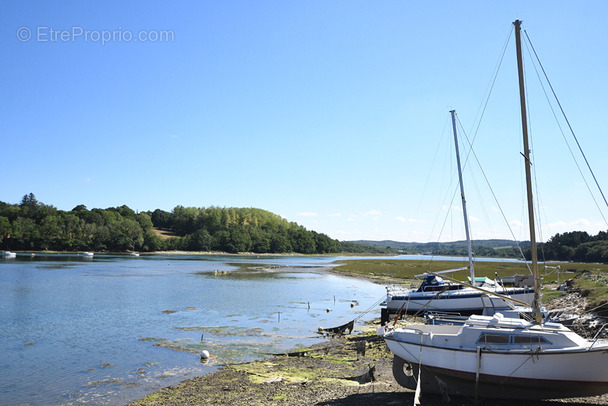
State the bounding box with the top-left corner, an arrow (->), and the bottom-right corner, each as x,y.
0,194 -> 382,254
352,239 -> 525,258
533,231 -> 608,263
6,194 -> 601,260
354,234 -> 608,264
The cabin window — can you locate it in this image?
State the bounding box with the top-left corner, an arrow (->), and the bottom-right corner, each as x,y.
422,285 -> 463,292
477,333 -> 550,347
478,334 -> 509,344
512,335 -> 548,344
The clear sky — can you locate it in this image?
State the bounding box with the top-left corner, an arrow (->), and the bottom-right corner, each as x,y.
2,1 -> 607,243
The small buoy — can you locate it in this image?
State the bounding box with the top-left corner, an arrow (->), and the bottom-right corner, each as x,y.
200,350 -> 210,359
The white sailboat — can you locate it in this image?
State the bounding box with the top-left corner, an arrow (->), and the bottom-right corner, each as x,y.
383,110 -> 534,315
382,20 -> 608,400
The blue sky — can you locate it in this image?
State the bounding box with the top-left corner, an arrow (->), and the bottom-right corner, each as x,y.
2,1 -> 607,243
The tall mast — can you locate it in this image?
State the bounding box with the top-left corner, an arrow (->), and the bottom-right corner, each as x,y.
450,110 -> 476,286
514,19 -> 542,324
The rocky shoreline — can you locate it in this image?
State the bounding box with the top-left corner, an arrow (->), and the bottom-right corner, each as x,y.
128,266 -> 608,406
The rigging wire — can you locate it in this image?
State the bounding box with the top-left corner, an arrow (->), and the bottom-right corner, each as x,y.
524,29 -> 608,228
455,114 -> 532,270
469,25 -> 515,147
457,24 -> 533,267
456,116 -> 496,239
520,38 -> 547,262
415,115 -> 452,221
418,115 -> 449,247
422,118 -> 467,272
424,25 -> 515,268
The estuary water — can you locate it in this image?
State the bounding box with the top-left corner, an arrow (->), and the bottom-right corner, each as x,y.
0,254 -> 388,405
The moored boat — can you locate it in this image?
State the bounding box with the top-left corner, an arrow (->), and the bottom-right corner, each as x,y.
384,273 -> 534,314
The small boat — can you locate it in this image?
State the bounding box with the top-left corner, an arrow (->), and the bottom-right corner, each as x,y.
382,20 -> 608,400
318,320 -> 355,336
384,273 -> 534,315
130,252 -> 140,257
82,252 -> 94,257
383,109 -> 534,316
2,251 -> 17,258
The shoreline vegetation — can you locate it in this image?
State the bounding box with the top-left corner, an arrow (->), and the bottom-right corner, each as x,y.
1,194 -> 382,255
4,194 -> 608,262
128,259 -> 608,406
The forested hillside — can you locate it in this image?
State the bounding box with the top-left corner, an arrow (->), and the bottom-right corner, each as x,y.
352,239 -> 526,258
352,232 -> 608,263
3,194 -> 605,261
537,231 -> 608,263
0,194 -> 353,254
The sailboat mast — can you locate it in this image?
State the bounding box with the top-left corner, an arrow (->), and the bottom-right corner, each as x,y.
514,19 -> 542,324
450,110 -> 476,286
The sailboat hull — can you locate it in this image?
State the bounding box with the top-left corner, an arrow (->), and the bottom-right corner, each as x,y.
385,287 -> 534,314
395,355 -> 608,399
385,325 -> 608,400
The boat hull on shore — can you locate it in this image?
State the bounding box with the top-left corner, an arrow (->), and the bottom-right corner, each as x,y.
384,315 -> 608,399
392,354 -> 608,400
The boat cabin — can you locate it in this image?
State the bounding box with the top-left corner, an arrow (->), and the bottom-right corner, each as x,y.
416,274 -> 465,292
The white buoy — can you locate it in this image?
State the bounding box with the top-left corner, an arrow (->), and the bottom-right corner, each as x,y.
200,350 -> 210,359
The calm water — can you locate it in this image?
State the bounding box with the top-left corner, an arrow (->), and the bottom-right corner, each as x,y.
0,254 -> 387,406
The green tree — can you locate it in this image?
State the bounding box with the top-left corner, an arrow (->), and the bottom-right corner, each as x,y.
40,215 -> 62,249
186,229 -> 212,251
108,218 -> 144,250
150,209 -> 173,228
0,216 -> 11,247
11,217 -> 39,249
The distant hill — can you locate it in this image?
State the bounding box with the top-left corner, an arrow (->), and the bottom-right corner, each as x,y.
0,193 -> 384,255
348,239 -> 530,258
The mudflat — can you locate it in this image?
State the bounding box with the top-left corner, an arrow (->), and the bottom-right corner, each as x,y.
129,325 -> 608,406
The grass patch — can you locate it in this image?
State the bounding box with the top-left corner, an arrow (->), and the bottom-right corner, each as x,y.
569,272 -> 608,312
333,259 -> 536,282
334,259 -> 608,311
540,288 -> 565,303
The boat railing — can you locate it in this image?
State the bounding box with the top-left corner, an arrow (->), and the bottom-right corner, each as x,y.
588,323 -> 608,351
